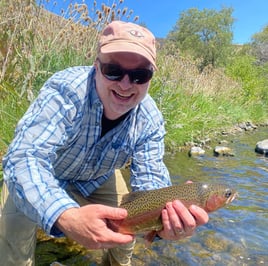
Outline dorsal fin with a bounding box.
[120,190,146,205]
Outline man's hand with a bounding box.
[157,200,209,240]
[55,204,135,249]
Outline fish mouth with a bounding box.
[227,192,238,204]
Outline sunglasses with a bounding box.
[98,60,153,84]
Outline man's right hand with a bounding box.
[55,204,134,249]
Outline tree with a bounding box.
[167,7,234,72]
[251,24,268,64]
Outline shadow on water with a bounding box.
[36,128,268,265]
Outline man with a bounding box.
[0,21,208,265]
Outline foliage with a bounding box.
[0,0,268,158]
[225,53,268,104]
[151,49,246,148]
[167,7,234,72]
[251,24,268,64]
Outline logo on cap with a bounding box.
[128,30,144,38]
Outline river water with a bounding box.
[133,127,268,266]
[36,127,268,266]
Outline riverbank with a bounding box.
[165,120,268,153]
[1,0,268,188]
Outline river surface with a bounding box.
[36,127,268,266]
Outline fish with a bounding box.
[108,182,237,243]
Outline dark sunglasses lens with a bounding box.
[101,64,124,81]
[129,69,153,84]
[100,62,153,84]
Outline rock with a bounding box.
[218,140,229,145]
[203,233,229,252]
[238,121,257,131]
[189,146,205,157]
[255,139,268,155]
[50,262,66,266]
[213,146,234,156]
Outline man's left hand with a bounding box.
[157,200,209,240]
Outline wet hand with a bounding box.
[55,204,135,249]
[157,200,209,240]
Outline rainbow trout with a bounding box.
[109,182,236,242]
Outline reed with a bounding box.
[0,0,138,158]
[0,0,267,158]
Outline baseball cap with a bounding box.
[98,21,157,69]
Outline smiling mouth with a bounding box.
[112,90,133,100]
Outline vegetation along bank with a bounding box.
[1,0,268,159]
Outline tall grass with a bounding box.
[0,0,137,149]
[1,0,268,158]
[152,49,250,149]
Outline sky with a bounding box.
[43,0,268,44]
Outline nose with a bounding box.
[118,74,132,90]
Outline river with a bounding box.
[36,127,268,266]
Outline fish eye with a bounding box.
[225,189,232,198]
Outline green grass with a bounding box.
[1,0,268,189]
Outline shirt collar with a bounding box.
[87,67,102,109]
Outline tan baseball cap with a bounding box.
[98,21,157,69]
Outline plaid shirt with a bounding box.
[3,66,171,236]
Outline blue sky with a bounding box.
[43,0,268,44]
[123,0,268,44]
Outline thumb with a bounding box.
[98,205,128,220]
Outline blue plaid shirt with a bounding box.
[3,66,171,236]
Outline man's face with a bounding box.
[94,52,153,120]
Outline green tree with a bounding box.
[167,7,234,72]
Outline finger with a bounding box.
[87,222,134,249]
[172,200,196,234]
[161,208,172,232]
[158,208,176,239]
[166,202,185,237]
[189,205,209,226]
[100,230,135,247]
[87,234,134,250]
[83,227,134,250]
[93,205,128,220]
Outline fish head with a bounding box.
[204,184,237,212]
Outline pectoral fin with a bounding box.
[144,230,158,248]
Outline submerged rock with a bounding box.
[189,146,205,157]
[213,146,234,156]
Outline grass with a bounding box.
[0,0,268,179]
[150,50,268,149]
